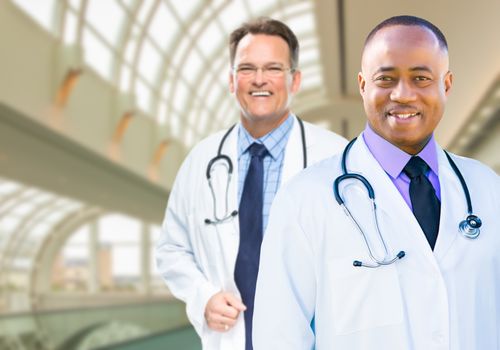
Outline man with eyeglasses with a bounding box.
[156,17,346,350]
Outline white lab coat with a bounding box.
[156,116,347,350]
[253,137,500,350]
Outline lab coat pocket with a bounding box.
[328,257,404,335]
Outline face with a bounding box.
[229,34,301,134]
[358,25,453,154]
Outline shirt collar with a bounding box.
[238,114,294,160]
[362,123,439,179]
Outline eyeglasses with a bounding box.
[234,64,295,78]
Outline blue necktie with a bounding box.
[404,156,441,250]
[234,142,267,350]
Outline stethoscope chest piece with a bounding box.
[459,214,481,239]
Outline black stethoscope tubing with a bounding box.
[204,116,307,224]
[333,137,482,267]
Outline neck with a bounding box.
[241,112,290,139]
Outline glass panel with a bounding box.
[69,0,82,11]
[197,21,222,58]
[137,39,162,85]
[135,79,152,112]
[120,0,136,9]
[10,202,36,216]
[169,112,180,136]
[300,47,320,66]
[185,128,194,148]
[55,225,90,292]
[82,28,113,80]
[300,72,322,90]
[86,0,125,46]
[218,0,247,33]
[157,101,167,125]
[99,214,141,243]
[183,51,203,85]
[286,13,315,36]
[171,36,191,68]
[63,10,79,45]
[11,0,56,33]
[0,217,21,234]
[119,65,132,92]
[149,2,178,50]
[136,0,155,25]
[246,0,275,17]
[98,214,141,291]
[204,85,221,110]
[124,34,138,64]
[0,180,21,195]
[170,0,199,22]
[172,82,189,112]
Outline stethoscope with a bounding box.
[333,138,483,268]
[204,117,307,225]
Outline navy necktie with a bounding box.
[403,156,441,250]
[234,142,267,350]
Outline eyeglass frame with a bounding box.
[232,63,297,78]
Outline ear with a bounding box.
[229,69,235,93]
[444,70,453,96]
[291,69,302,94]
[357,72,366,96]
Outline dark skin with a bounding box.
[358,25,453,155]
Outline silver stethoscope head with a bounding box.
[459,214,482,239]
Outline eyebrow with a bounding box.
[372,66,434,75]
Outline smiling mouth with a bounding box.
[250,91,271,97]
[387,112,420,119]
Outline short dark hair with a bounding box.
[364,15,448,51]
[229,17,299,69]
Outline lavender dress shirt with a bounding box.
[362,124,441,210]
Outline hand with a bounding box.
[204,291,246,332]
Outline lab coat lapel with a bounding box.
[281,116,306,185]
[347,138,439,267]
[432,147,466,261]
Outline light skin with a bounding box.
[204,291,246,332]
[229,33,301,139]
[358,25,453,155]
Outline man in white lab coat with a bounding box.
[156,17,346,350]
[253,15,500,349]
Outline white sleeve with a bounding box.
[253,188,316,349]
[155,154,219,336]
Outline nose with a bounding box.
[252,68,266,86]
[390,79,417,103]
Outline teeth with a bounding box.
[251,91,271,96]
[391,113,418,119]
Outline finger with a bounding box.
[207,313,238,327]
[224,293,247,311]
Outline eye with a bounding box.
[375,75,394,82]
[267,66,284,72]
[237,66,256,74]
[415,76,431,81]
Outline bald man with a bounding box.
[253,15,500,349]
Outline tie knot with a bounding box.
[247,142,268,159]
[404,156,429,179]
